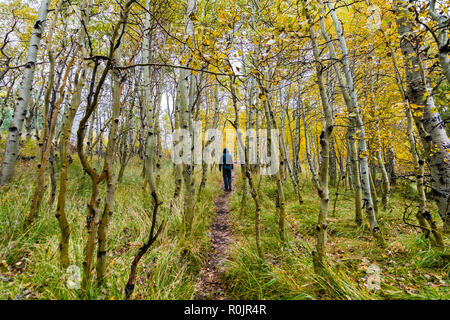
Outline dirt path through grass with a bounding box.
[194,188,233,300]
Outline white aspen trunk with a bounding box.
[173,83,183,197]
[280,96,299,200]
[370,69,391,209]
[395,0,450,232]
[143,0,156,195]
[0,0,51,185]
[25,0,66,226]
[318,7,363,224]
[154,73,163,187]
[233,77,263,257]
[305,8,334,270]
[240,77,254,215]
[294,96,302,174]
[406,107,444,247]
[258,74,287,241]
[178,0,196,233]
[429,0,450,82]
[283,87,303,205]
[326,2,382,242]
[385,31,443,245]
[199,81,219,196]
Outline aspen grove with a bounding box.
[0,0,449,300]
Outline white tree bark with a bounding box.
[305,7,334,269]
[0,0,51,185]
[143,0,157,197]
[318,5,364,225]
[177,0,196,233]
[429,0,450,82]
[396,0,450,231]
[370,69,391,209]
[325,1,382,241]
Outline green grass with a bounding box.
[0,154,223,299]
[0,146,448,300]
[223,172,449,300]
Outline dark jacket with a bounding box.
[219,148,233,171]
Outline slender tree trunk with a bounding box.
[406,108,444,247]
[323,2,383,242]
[96,44,123,285]
[369,69,391,209]
[177,0,197,234]
[318,14,363,224]
[239,75,254,216]
[56,66,84,268]
[173,83,183,198]
[154,73,163,187]
[25,39,76,227]
[117,89,136,183]
[258,75,286,241]
[385,28,444,246]
[329,139,337,187]
[0,0,51,185]
[281,88,303,206]
[142,4,158,201]
[233,95,263,259]
[369,171,379,218]
[199,81,219,198]
[305,9,334,271]
[77,0,134,290]
[285,87,304,200]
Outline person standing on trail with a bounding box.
[219,148,233,192]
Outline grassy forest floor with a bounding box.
[225,172,449,299]
[0,149,449,299]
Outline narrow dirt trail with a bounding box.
[194,189,233,300]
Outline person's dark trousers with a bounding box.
[223,169,232,191]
